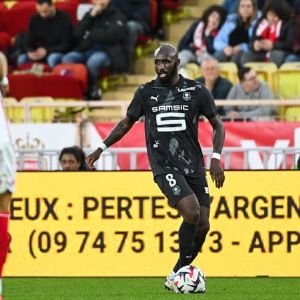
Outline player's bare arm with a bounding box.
[86,115,135,169]
[208,115,225,188]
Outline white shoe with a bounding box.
[164,271,175,291]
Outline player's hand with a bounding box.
[86,148,102,170]
[210,159,225,188]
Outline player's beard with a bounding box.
[158,64,178,83]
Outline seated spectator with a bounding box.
[287,0,300,14]
[242,0,294,67]
[152,0,166,40]
[59,146,87,171]
[17,0,73,68]
[214,0,261,66]
[114,0,151,69]
[61,0,129,100]
[226,66,274,119]
[178,5,227,69]
[292,14,300,61]
[196,57,232,115]
[0,52,9,96]
[222,0,265,14]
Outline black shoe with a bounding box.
[86,87,102,100]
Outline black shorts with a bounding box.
[154,172,211,208]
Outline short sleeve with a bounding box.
[198,84,217,119]
[126,86,145,121]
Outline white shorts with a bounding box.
[0,142,16,194]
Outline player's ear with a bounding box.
[176,57,180,66]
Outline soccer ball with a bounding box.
[173,265,206,294]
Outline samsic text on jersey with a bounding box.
[127,76,217,177]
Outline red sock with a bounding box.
[0,212,10,277]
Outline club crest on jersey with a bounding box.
[150,95,159,102]
[172,185,181,195]
[183,92,191,101]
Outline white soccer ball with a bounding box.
[173,265,206,294]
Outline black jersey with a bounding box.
[127,75,217,177]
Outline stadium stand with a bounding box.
[218,62,238,84]
[277,62,300,120]
[2,0,300,124]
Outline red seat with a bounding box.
[3,2,36,36]
[162,0,182,11]
[52,63,88,92]
[8,69,86,100]
[37,74,84,99]
[56,1,79,26]
[0,3,7,30]
[0,31,12,52]
[8,73,39,100]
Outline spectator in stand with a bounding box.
[59,146,87,171]
[222,0,266,14]
[297,156,300,169]
[226,66,274,120]
[287,0,300,14]
[61,0,129,100]
[113,0,151,69]
[16,0,73,68]
[178,5,227,69]
[196,57,233,116]
[242,0,294,67]
[214,0,261,66]
[152,0,166,40]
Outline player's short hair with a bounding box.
[36,0,53,6]
[59,146,87,170]
[238,66,252,81]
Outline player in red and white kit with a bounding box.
[0,94,16,300]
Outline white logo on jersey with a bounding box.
[152,104,188,113]
[150,95,159,102]
[153,140,160,148]
[156,112,186,132]
[177,86,196,92]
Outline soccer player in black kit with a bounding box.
[86,44,225,291]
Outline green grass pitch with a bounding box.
[3,277,300,300]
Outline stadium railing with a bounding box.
[15,147,300,171]
[4,99,300,122]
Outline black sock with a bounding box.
[190,236,204,263]
[173,231,207,273]
[174,221,196,272]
